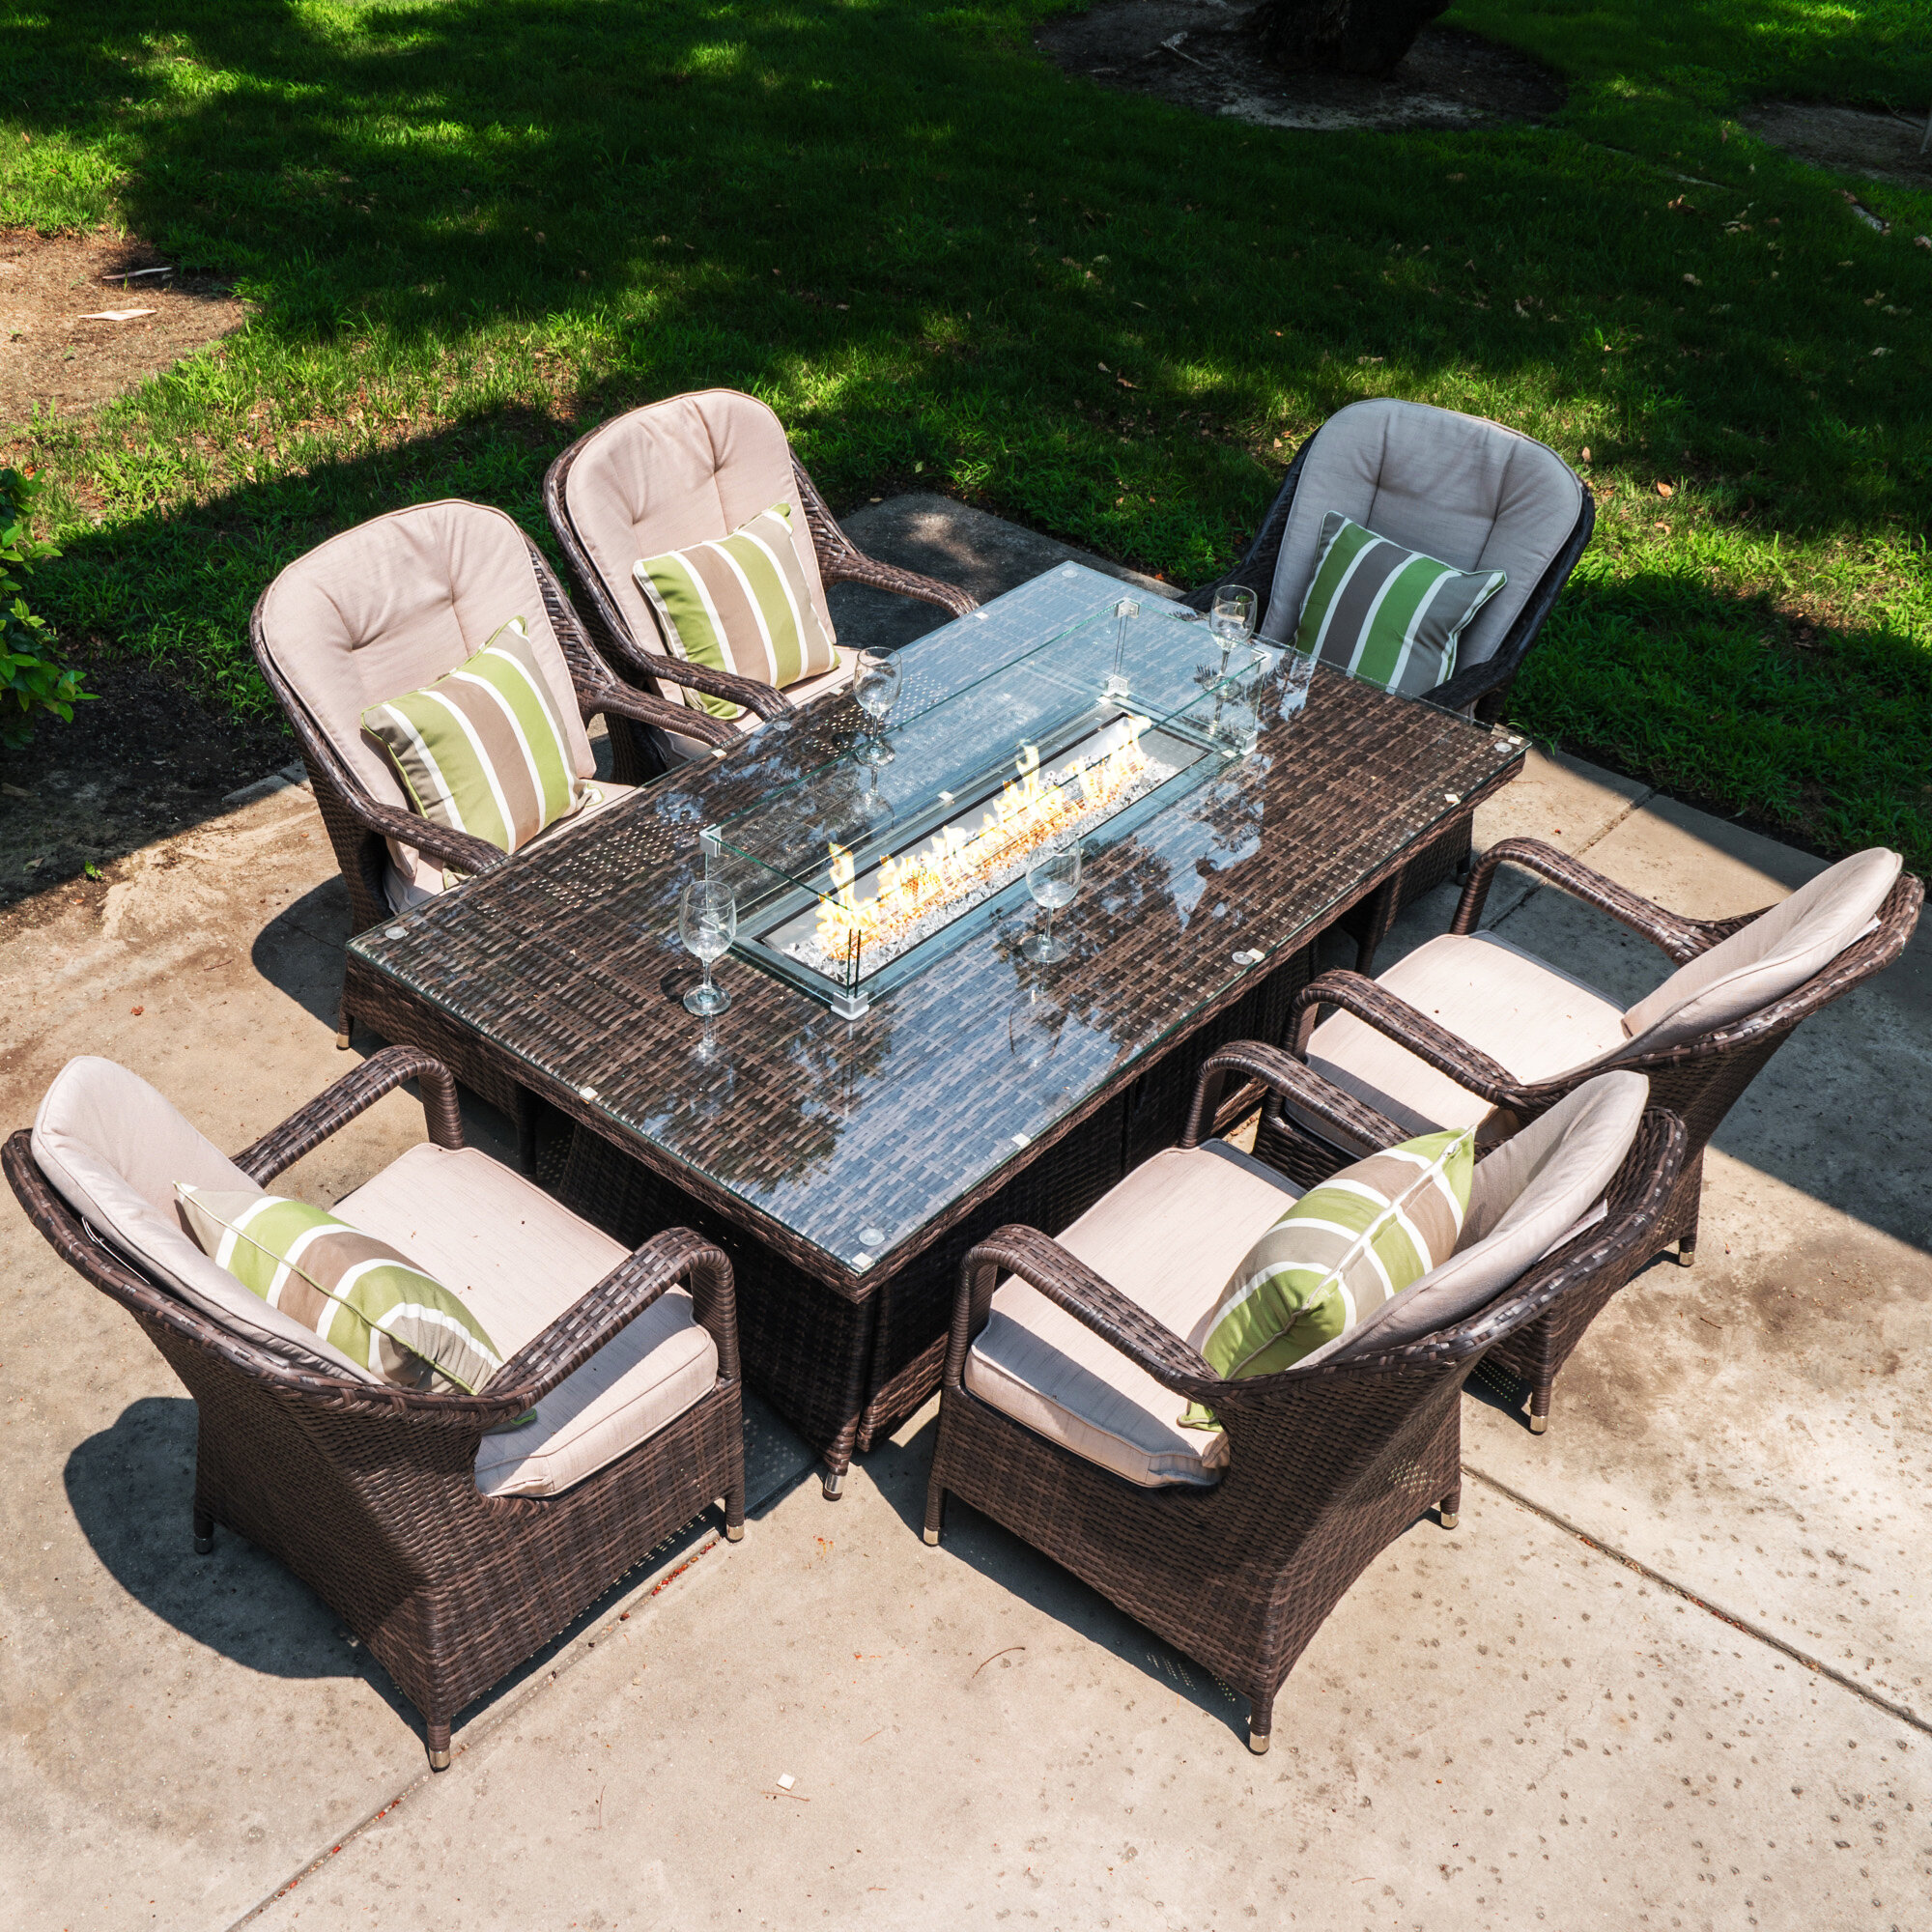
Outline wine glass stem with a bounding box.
[1042,907,1055,952]
[700,957,715,1000]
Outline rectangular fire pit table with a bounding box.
[344,561,1526,1493]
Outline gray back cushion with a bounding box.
[1260,399,1585,669]
[31,1057,375,1380]
[1320,1070,1649,1360]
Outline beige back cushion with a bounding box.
[256,498,596,819]
[30,1058,376,1380]
[1261,398,1583,670]
[1620,849,1901,1056]
[559,389,836,662]
[1320,1070,1649,1360]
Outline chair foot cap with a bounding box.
[923,1527,941,1547]
[724,1521,745,1543]
[1247,1729,1271,1756]
[1676,1243,1696,1267]
[427,1747,451,1772]
[335,1030,353,1051]
[821,1469,844,1500]
[1529,1412,1548,1435]
[1439,1510,1459,1530]
[192,1534,213,1555]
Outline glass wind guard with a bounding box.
[706,599,1261,1015]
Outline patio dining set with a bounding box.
[9,388,1919,1767]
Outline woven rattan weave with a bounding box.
[3,1047,746,1769]
[923,1043,1687,1753]
[343,568,1526,1491]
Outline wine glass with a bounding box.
[678,877,737,1016]
[1021,838,1082,964]
[1209,584,1257,668]
[854,649,900,766]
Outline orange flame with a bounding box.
[816,718,1151,964]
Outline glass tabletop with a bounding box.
[705,592,1264,1016]
[348,562,1527,1283]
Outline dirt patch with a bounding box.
[1037,4,1563,132]
[0,645,294,918]
[1741,101,1932,192]
[0,226,248,425]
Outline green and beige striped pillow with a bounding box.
[1293,513,1506,697]
[176,1185,504,1394]
[634,502,838,721]
[1180,1127,1474,1429]
[362,617,582,869]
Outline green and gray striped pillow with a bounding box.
[634,502,838,721]
[1293,513,1506,697]
[177,1184,504,1394]
[362,617,582,867]
[1180,1127,1474,1429]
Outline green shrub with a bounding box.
[0,467,90,752]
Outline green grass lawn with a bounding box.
[2,0,1928,864]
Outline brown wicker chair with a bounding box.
[543,388,977,773]
[249,498,697,1065]
[5,1045,745,1771]
[923,1042,1685,1755]
[1194,398,1596,969]
[1281,838,1923,1426]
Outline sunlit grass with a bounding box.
[0,0,1926,860]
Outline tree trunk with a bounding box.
[1250,0,1450,77]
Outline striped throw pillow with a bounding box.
[362,617,582,869]
[176,1185,504,1394]
[634,502,838,721]
[1180,1127,1474,1429]
[1293,513,1506,697]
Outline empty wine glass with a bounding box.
[679,877,737,1016]
[854,649,900,766]
[1022,838,1082,964]
[1209,584,1257,668]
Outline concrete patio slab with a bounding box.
[3,497,1925,1930]
[250,1407,1930,1932]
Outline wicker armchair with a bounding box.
[923,1042,1685,1755]
[1196,398,1595,967]
[6,1046,745,1771]
[1282,839,1922,1410]
[250,498,696,1060]
[544,388,977,773]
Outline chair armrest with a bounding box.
[337,789,510,882]
[1181,1038,1407,1156]
[944,1224,1213,1401]
[235,1046,464,1185]
[1288,972,1525,1109]
[488,1227,738,1409]
[1420,657,1513,715]
[627,648,795,724]
[1453,838,1727,962]
[582,673,732,746]
[789,455,978,619]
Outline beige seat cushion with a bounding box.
[558,390,839,747]
[964,1141,1299,1488]
[1317,1070,1648,1362]
[384,777,637,912]
[256,499,597,885]
[1259,398,1584,672]
[1306,930,1628,1140]
[1621,848,1901,1055]
[30,1058,376,1380]
[333,1145,718,1497]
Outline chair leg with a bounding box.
[335,990,353,1052]
[1529,1382,1551,1435]
[821,1464,844,1501]
[192,1507,213,1555]
[426,1719,452,1772]
[1676,1236,1696,1267]
[923,1482,946,1548]
[1247,1710,1271,1755]
[724,1476,746,1544]
[1438,1484,1461,1530]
